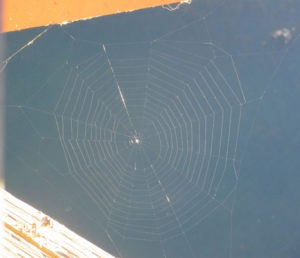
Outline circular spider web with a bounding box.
[52,37,246,242]
[4,0,300,256]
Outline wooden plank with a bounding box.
[4,222,60,258]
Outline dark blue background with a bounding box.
[3,0,300,257]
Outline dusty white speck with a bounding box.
[166,195,170,203]
[272,27,293,44]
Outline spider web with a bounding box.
[56,38,243,239]
[2,0,298,257]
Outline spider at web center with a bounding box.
[129,134,141,145]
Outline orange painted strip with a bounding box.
[2,0,181,32]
